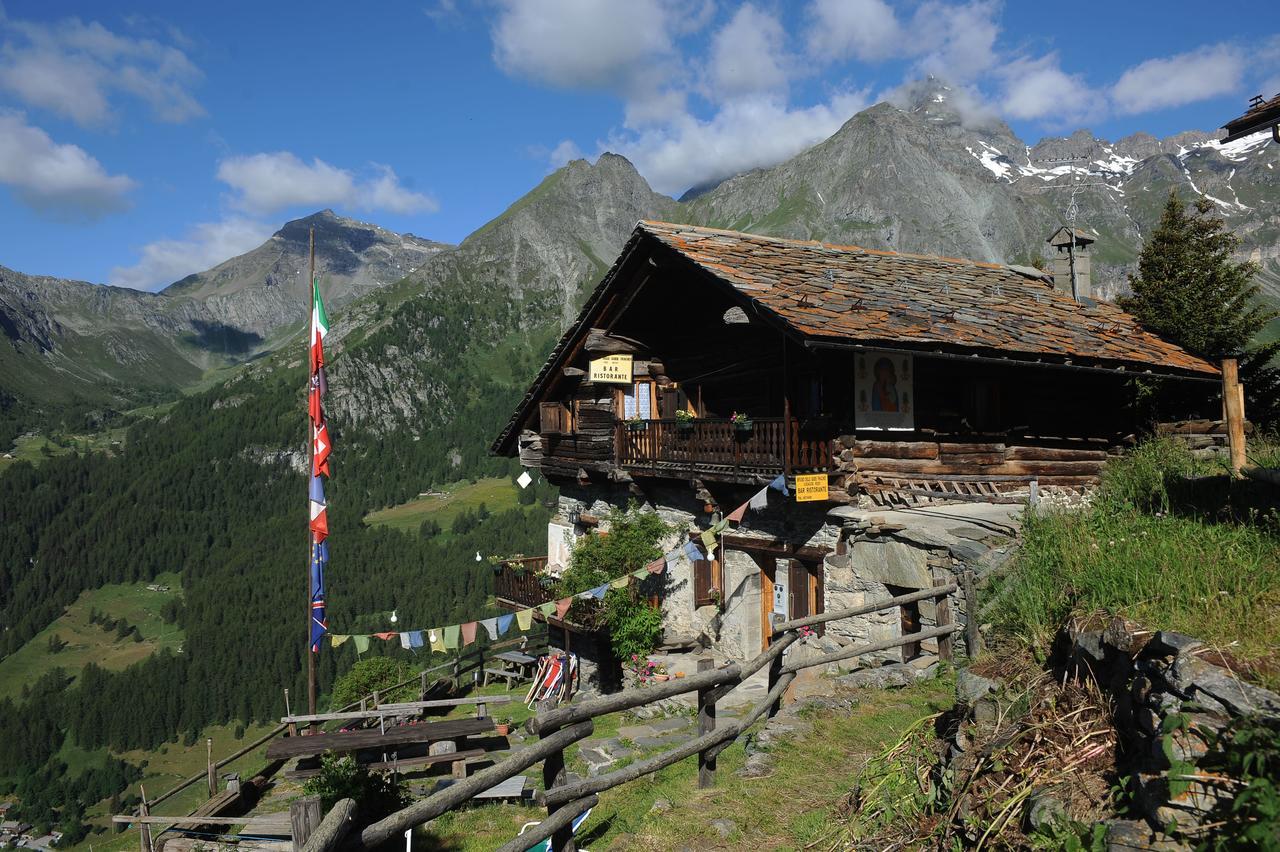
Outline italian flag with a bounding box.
[310,278,329,373]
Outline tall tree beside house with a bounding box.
[1120,190,1280,423]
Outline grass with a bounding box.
[363,477,523,535]
[989,438,1280,671]
[419,674,955,851]
[0,427,130,473]
[0,572,184,699]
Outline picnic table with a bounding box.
[265,716,493,761]
[484,651,538,688]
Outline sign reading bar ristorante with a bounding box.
[794,473,829,503]
[589,354,633,384]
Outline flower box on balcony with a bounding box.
[626,419,648,432]
[733,419,754,434]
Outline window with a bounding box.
[618,379,654,420]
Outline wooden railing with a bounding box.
[334,575,974,852]
[494,556,552,607]
[616,417,831,476]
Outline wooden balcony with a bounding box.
[493,557,553,609]
[615,417,831,482]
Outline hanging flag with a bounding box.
[308,371,326,426]
[646,557,665,574]
[769,474,790,496]
[664,546,682,564]
[429,630,446,653]
[409,631,425,649]
[329,634,350,648]
[442,624,460,649]
[684,540,706,562]
[461,622,478,646]
[538,601,557,618]
[700,528,718,556]
[496,613,514,636]
[631,568,648,580]
[313,421,332,478]
[555,597,572,620]
[726,502,748,523]
[588,584,609,599]
[309,476,328,543]
[353,635,371,654]
[749,487,769,511]
[310,277,330,373]
[374,631,397,641]
[516,608,534,631]
[610,576,630,590]
[399,632,412,650]
[309,540,327,652]
[480,617,499,641]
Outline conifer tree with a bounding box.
[1121,190,1279,422]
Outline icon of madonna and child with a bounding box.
[855,351,913,431]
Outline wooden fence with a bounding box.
[323,580,966,852]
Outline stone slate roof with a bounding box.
[638,221,1216,376]
[491,221,1216,455]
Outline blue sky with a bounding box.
[1,0,1276,290]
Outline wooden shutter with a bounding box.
[693,557,716,607]
[539,402,564,434]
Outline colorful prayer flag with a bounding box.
[631,568,648,580]
[769,474,790,496]
[516,609,534,631]
[646,557,665,574]
[538,601,557,618]
[309,476,328,543]
[309,540,327,652]
[496,613,514,636]
[353,635,371,654]
[610,576,630,590]
[310,277,330,373]
[429,630,445,653]
[409,631,424,649]
[329,633,350,648]
[461,622,478,646]
[480,617,499,641]
[749,487,769,511]
[399,632,412,650]
[726,502,747,523]
[555,597,572,620]
[588,584,609,599]
[374,631,396,640]
[442,624,460,649]
[683,541,706,562]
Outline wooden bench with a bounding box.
[482,668,524,688]
[265,717,493,761]
[285,748,486,780]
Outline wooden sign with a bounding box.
[794,473,829,502]
[588,354,633,384]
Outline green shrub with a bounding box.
[1099,438,1205,512]
[1196,714,1280,850]
[302,754,407,816]
[329,657,416,710]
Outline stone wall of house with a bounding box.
[553,482,1018,670]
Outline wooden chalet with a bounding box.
[489,221,1219,676]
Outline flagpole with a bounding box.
[307,226,318,719]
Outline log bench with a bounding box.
[265,717,493,761]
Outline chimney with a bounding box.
[1047,226,1094,301]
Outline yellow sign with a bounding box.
[588,354,633,384]
[794,473,829,503]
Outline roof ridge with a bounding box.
[637,220,1024,274]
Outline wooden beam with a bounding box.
[299,799,356,852]
[779,625,960,674]
[1222,358,1246,476]
[772,585,956,634]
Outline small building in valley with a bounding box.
[490,222,1218,683]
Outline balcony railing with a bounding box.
[615,417,830,477]
[493,556,553,608]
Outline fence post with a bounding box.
[206,738,217,798]
[766,626,785,719]
[138,785,153,852]
[540,727,576,852]
[1222,357,1246,476]
[420,670,429,701]
[290,794,323,851]
[933,573,954,662]
[696,658,717,789]
[962,570,981,659]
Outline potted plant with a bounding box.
[731,411,753,434]
[626,414,647,432]
[674,409,695,433]
[494,718,512,736]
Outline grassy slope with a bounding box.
[362,477,522,535]
[423,675,955,851]
[0,572,184,699]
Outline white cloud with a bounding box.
[109,217,274,291]
[806,0,903,63]
[0,13,203,126]
[1112,44,1244,114]
[0,111,135,219]
[607,91,871,196]
[911,1,1000,83]
[490,0,678,93]
[216,152,437,215]
[999,54,1103,126]
[548,139,583,168]
[707,4,790,100]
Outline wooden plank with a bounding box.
[265,717,493,760]
[696,658,716,789]
[285,749,487,780]
[299,799,356,852]
[1222,358,1246,475]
